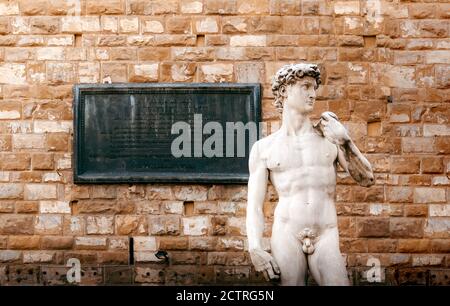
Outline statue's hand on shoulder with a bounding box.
[316,111,350,146]
[249,249,281,281]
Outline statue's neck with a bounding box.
[280,105,313,136]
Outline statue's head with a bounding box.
[272,63,321,114]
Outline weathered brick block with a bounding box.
[141,18,164,34]
[134,251,161,262]
[15,201,38,214]
[182,216,210,236]
[429,205,450,217]
[356,218,390,238]
[115,215,147,235]
[73,200,133,214]
[173,185,208,201]
[367,239,397,253]
[154,34,197,46]
[398,239,430,253]
[269,0,301,15]
[30,17,60,34]
[91,186,116,199]
[412,255,444,267]
[423,125,450,137]
[189,237,217,251]
[23,251,54,263]
[98,251,128,264]
[24,184,57,200]
[39,200,70,214]
[158,237,188,250]
[390,218,424,238]
[12,134,45,149]
[8,235,40,249]
[41,236,73,249]
[391,157,421,175]
[181,1,203,14]
[217,237,245,251]
[424,218,450,238]
[205,0,237,14]
[0,184,24,199]
[0,1,19,15]
[75,237,107,250]
[128,63,158,82]
[195,17,218,34]
[19,0,48,15]
[101,16,118,33]
[86,0,124,15]
[148,215,180,235]
[0,63,26,85]
[78,62,100,83]
[334,1,360,16]
[35,215,62,235]
[61,17,100,33]
[108,237,128,250]
[33,120,73,133]
[0,251,21,263]
[402,137,435,153]
[199,63,233,83]
[32,153,54,170]
[405,205,428,218]
[422,157,443,174]
[86,216,114,235]
[119,17,139,34]
[230,35,266,47]
[47,62,76,84]
[387,187,413,203]
[134,236,157,251]
[237,0,268,14]
[353,186,384,203]
[162,201,184,214]
[193,202,217,214]
[166,16,192,34]
[0,134,12,151]
[414,188,446,203]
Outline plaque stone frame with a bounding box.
[73,83,261,184]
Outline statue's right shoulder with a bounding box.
[250,131,280,162]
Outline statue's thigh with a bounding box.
[307,228,350,286]
[271,221,307,286]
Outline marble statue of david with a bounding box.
[246,63,375,286]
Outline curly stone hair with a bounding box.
[272,63,321,113]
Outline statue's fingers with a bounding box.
[270,259,281,275]
[262,270,270,281]
[266,267,280,280]
[264,262,272,272]
[255,263,265,272]
[266,268,275,280]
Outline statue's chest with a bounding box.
[264,136,336,172]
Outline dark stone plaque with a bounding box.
[73,83,261,183]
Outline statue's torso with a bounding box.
[258,130,339,234]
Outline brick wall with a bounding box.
[0,0,449,285]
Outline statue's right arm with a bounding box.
[246,141,267,251]
[246,142,281,281]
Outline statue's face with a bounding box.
[284,76,317,114]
